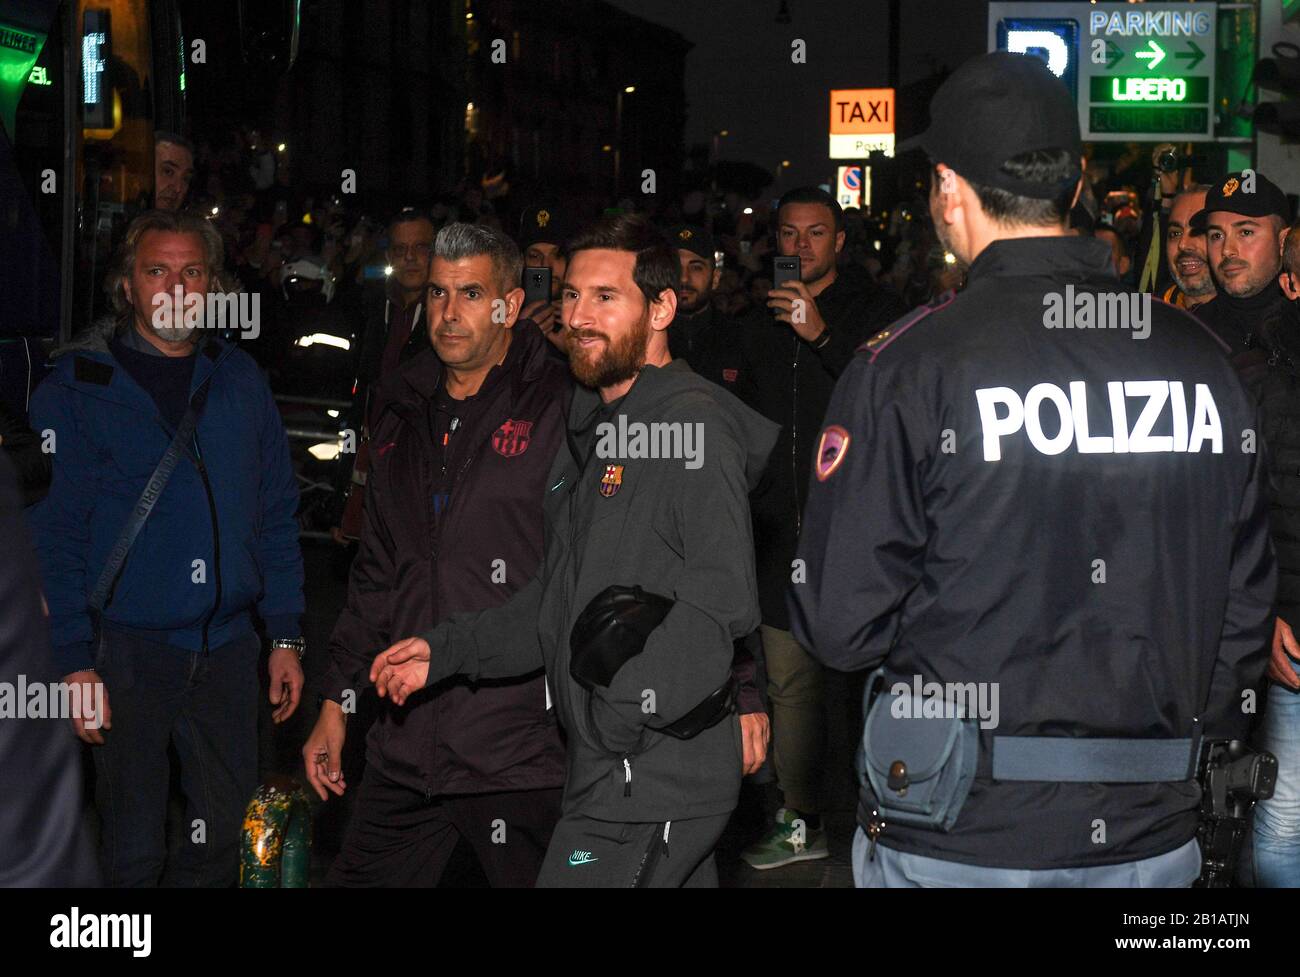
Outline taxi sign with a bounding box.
[829,88,895,158]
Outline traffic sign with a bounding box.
[988,2,1218,142]
[836,165,867,208]
[829,88,895,158]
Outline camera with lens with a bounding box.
[1152,144,1202,175]
[1156,148,1186,173]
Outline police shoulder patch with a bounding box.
[815,425,851,481]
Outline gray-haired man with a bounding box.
[309,223,570,886]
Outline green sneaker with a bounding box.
[740,808,829,870]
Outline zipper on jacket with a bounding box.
[791,335,802,536]
[662,820,671,859]
[193,435,221,657]
[622,754,633,797]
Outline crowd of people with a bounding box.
[4,51,1300,889]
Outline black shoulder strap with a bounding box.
[89,379,214,613]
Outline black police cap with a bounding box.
[900,52,1083,200]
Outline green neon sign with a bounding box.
[1089,105,1209,134]
[0,22,47,136]
[1090,76,1209,103]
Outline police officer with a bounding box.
[790,52,1275,887]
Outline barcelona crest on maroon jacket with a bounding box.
[492,419,533,458]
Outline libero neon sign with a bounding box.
[1089,75,1208,104]
[1113,77,1186,101]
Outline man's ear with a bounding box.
[834,229,846,255]
[1118,255,1131,277]
[1281,270,1300,302]
[934,164,963,227]
[501,286,524,328]
[711,266,721,291]
[649,287,679,332]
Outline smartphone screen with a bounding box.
[523,266,552,306]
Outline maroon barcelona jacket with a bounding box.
[321,322,568,796]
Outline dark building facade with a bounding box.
[466,0,690,221]
[182,0,468,213]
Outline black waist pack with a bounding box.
[858,669,979,832]
[655,673,738,740]
[570,584,738,740]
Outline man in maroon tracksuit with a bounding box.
[305,222,569,886]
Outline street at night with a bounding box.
[1,0,1299,959]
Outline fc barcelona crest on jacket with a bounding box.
[599,464,624,497]
[492,419,533,457]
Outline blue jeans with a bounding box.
[92,627,260,887]
[1254,663,1300,887]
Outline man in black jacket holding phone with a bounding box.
[739,187,906,871]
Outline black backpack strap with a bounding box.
[88,379,214,613]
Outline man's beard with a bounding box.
[1217,257,1278,299]
[1170,249,1215,298]
[676,288,710,316]
[566,311,650,389]
[141,305,198,345]
[152,322,197,343]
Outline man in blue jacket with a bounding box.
[29,210,306,886]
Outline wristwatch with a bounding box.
[270,637,307,661]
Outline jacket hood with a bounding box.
[49,316,120,358]
[572,359,778,491]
